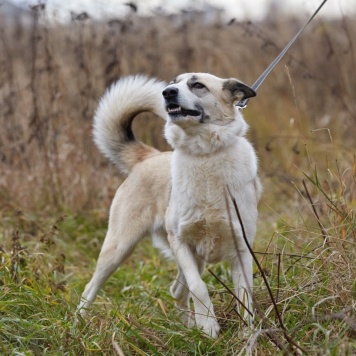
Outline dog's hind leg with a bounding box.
[77,240,138,314]
[77,203,152,315]
[77,230,144,315]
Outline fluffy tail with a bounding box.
[93,75,167,176]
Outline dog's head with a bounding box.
[162,73,256,154]
[162,73,255,124]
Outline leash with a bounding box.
[236,0,329,109]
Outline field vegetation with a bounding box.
[0,4,355,354]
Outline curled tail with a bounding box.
[93,75,167,176]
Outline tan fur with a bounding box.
[78,73,261,339]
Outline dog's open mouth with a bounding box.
[166,103,201,117]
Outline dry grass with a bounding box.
[0,5,355,355]
[1,8,355,212]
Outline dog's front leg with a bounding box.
[231,251,254,325]
[170,257,206,327]
[168,235,220,338]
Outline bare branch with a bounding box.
[226,186,307,355]
[302,179,328,242]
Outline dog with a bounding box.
[77,73,262,338]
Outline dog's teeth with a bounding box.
[168,106,181,113]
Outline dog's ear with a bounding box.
[223,79,256,103]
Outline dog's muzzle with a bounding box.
[162,87,201,118]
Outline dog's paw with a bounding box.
[197,316,220,339]
[76,299,90,317]
[77,307,88,317]
[238,324,254,340]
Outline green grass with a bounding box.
[1,166,355,355]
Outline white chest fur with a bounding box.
[166,138,259,263]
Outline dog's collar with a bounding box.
[235,0,328,110]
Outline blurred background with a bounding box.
[1,2,355,352]
[0,0,355,230]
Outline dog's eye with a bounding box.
[192,82,205,89]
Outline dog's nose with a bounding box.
[162,87,179,99]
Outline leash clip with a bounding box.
[236,100,247,110]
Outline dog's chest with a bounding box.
[181,217,236,263]
[169,152,245,262]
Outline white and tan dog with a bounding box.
[77,73,262,338]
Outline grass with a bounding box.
[1,162,355,354]
[0,4,356,355]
